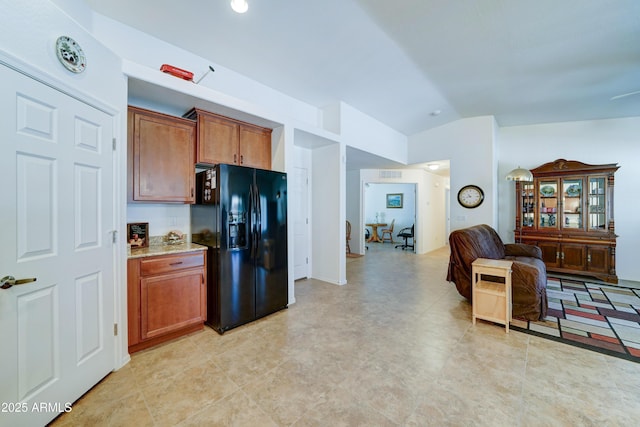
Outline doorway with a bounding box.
[363,183,416,252]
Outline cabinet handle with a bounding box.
[561,252,565,260]
[240,155,244,164]
[587,254,591,263]
[234,154,237,163]
[556,252,560,259]
[169,262,183,266]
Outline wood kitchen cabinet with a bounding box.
[127,251,206,353]
[515,159,619,283]
[184,108,272,169]
[128,106,196,203]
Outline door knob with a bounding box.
[1,276,37,289]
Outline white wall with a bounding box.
[1,0,124,109]
[311,143,344,284]
[498,117,640,282]
[50,0,93,33]
[90,14,320,129]
[339,102,408,164]
[416,172,449,252]
[346,170,362,253]
[127,204,191,239]
[409,116,498,232]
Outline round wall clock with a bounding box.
[55,36,86,73]
[457,185,484,209]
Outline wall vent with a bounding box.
[379,170,402,179]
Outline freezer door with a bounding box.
[218,164,256,330]
[254,169,288,318]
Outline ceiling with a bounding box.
[84,0,640,173]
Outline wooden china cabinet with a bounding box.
[514,159,619,283]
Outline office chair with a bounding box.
[365,228,370,250]
[395,225,414,250]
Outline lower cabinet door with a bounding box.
[561,243,586,271]
[538,242,561,268]
[140,268,205,340]
[586,246,610,274]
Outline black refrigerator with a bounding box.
[191,164,288,334]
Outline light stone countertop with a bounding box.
[128,242,208,259]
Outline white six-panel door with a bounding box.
[0,64,115,427]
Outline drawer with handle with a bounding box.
[140,252,205,276]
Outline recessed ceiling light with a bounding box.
[430,109,441,116]
[231,0,249,13]
[427,164,439,170]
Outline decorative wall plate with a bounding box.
[55,36,86,73]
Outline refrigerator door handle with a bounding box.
[249,184,260,259]
[248,185,255,259]
[255,183,262,241]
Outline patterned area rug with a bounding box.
[510,277,640,363]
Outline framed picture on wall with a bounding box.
[127,222,149,249]
[386,193,403,208]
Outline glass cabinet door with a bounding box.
[521,182,535,228]
[538,180,558,229]
[588,177,607,231]
[562,178,583,229]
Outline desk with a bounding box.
[365,223,387,243]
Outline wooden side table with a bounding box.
[471,258,513,333]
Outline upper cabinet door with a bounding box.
[239,124,272,169]
[538,179,559,229]
[587,176,608,231]
[128,106,196,203]
[561,177,584,230]
[519,181,536,229]
[195,110,239,165]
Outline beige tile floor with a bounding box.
[52,243,640,426]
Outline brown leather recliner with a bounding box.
[447,224,548,320]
